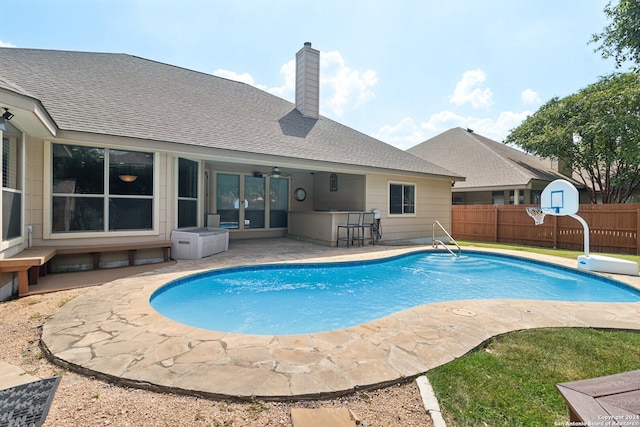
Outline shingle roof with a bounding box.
[0,47,461,179]
[407,127,575,189]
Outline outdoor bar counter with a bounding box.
[288,210,353,246]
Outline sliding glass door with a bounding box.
[215,173,287,230]
[244,175,265,229]
[269,177,288,228]
[216,173,240,229]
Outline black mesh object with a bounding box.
[0,377,61,427]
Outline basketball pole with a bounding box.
[569,213,590,257]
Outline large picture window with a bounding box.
[52,144,154,233]
[2,123,22,241]
[389,182,415,215]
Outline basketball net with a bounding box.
[526,207,557,225]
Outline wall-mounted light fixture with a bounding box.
[0,108,13,132]
[2,108,14,120]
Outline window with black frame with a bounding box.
[389,182,415,215]
[51,144,154,233]
[2,122,22,241]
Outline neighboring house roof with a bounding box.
[0,47,462,180]
[407,127,578,190]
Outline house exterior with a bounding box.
[0,43,462,299]
[407,127,585,205]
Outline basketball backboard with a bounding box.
[540,179,579,216]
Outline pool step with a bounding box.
[290,407,357,427]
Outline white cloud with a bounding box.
[265,60,296,98]
[373,117,427,150]
[372,69,539,149]
[521,88,541,106]
[0,40,16,48]
[320,50,378,116]
[449,69,494,109]
[213,50,378,118]
[212,69,267,90]
[373,109,533,150]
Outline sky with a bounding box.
[0,0,620,150]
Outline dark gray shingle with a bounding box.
[0,48,461,179]
[407,127,572,188]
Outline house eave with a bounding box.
[0,88,58,137]
[53,128,464,181]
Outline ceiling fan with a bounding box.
[253,166,290,178]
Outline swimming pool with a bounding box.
[150,251,640,335]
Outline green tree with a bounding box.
[591,0,640,70]
[505,73,640,204]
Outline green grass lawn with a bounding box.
[427,328,640,426]
[426,242,640,426]
[458,240,640,264]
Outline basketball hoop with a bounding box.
[526,207,557,225]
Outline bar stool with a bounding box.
[337,212,362,247]
[360,212,375,245]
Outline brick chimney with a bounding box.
[295,42,320,119]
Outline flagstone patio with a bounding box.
[40,238,640,400]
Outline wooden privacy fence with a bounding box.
[451,204,640,255]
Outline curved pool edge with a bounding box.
[41,243,640,400]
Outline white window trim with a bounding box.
[0,127,25,250]
[43,141,160,239]
[175,156,202,229]
[388,180,417,217]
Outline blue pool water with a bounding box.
[150,251,640,335]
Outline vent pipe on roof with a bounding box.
[295,42,320,119]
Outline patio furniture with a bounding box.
[336,212,362,247]
[556,369,640,423]
[360,212,375,245]
[171,228,229,260]
[1,241,172,296]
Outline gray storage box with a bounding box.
[171,227,229,260]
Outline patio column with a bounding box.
[513,189,520,205]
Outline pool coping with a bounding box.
[41,242,640,400]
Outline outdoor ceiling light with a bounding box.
[2,108,14,121]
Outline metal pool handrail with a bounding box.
[432,221,461,257]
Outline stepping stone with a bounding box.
[291,407,356,427]
[0,361,38,389]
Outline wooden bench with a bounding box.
[0,247,57,297]
[0,241,172,296]
[556,369,640,424]
[54,241,172,270]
